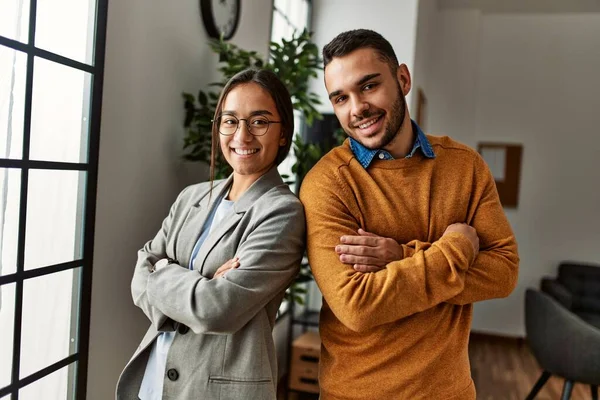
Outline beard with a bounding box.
[346,82,407,150]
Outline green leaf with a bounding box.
[182,92,196,103]
[183,108,194,127]
[198,91,208,106]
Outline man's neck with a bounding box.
[383,116,414,158]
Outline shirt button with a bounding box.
[378,152,385,159]
[167,368,179,381]
[178,324,190,334]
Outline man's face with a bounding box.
[324,48,409,150]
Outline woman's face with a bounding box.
[218,82,286,182]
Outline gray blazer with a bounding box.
[116,167,305,400]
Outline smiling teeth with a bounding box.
[359,117,380,129]
[233,148,258,155]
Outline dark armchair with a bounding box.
[541,262,600,329]
[525,289,600,400]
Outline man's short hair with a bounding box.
[323,29,399,72]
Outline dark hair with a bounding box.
[323,29,399,73]
[210,68,294,182]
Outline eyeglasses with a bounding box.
[213,115,281,137]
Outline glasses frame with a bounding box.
[213,115,282,137]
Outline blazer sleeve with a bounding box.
[144,197,305,335]
[130,187,190,331]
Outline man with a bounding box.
[299,29,519,399]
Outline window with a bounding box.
[271,0,312,187]
[271,0,311,43]
[0,0,108,398]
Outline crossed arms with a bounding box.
[131,189,305,335]
[299,160,519,333]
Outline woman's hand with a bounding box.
[213,257,240,278]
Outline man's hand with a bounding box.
[336,229,403,273]
[443,223,479,256]
[213,257,240,278]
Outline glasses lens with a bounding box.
[249,116,269,136]
[219,116,238,135]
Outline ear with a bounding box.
[396,63,412,96]
[279,136,287,146]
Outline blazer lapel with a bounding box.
[177,177,232,267]
[195,209,243,274]
[194,166,285,274]
[233,166,285,213]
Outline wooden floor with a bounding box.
[282,333,594,399]
[469,333,590,400]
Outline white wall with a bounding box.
[412,2,482,140]
[309,0,420,113]
[423,8,600,336]
[411,0,440,117]
[441,0,600,14]
[88,0,273,398]
[425,8,481,139]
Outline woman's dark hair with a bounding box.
[323,29,399,73]
[210,68,294,182]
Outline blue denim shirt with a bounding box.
[349,120,435,168]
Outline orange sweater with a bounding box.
[299,135,519,400]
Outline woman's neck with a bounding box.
[227,172,261,201]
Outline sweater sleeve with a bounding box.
[300,168,476,333]
[401,156,519,305]
[447,154,519,304]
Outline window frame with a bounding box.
[0,0,108,397]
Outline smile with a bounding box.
[232,148,259,155]
[356,115,383,129]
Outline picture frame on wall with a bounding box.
[478,142,523,208]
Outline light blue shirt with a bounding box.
[138,193,234,400]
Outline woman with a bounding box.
[116,69,306,400]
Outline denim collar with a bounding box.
[349,120,435,169]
